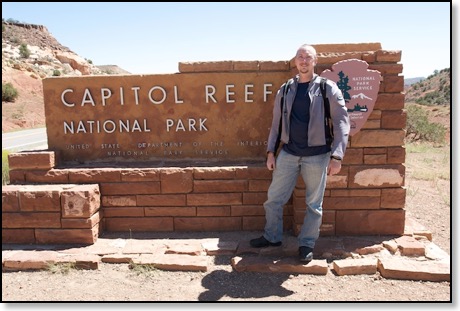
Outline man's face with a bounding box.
[295,48,317,75]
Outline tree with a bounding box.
[19,43,30,58]
[2,83,19,102]
[336,71,351,101]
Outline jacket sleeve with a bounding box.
[328,81,350,160]
[266,84,285,154]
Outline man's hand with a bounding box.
[266,152,276,170]
[328,158,341,175]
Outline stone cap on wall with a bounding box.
[312,42,382,53]
[177,43,401,73]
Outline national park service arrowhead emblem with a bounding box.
[321,59,381,136]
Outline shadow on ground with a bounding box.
[199,268,293,301]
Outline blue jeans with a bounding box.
[263,149,330,248]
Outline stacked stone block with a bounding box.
[3,151,101,244]
[2,183,101,244]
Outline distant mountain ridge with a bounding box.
[404,77,425,86]
[96,65,131,75]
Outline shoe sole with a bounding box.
[250,242,282,248]
[299,252,313,263]
[300,257,313,263]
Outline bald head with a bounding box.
[294,44,317,81]
[296,44,317,61]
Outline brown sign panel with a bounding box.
[321,59,381,136]
[43,73,287,164]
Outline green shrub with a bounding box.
[2,150,10,185]
[19,43,30,58]
[53,69,61,76]
[10,37,21,44]
[2,82,19,102]
[405,105,446,144]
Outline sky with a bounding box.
[1,2,453,79]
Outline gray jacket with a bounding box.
[267,74,350,160]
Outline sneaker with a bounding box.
[250,236,282,248]
[299,246,314,263]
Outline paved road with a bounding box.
[2,127,48,152]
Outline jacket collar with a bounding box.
[294,73,319,84]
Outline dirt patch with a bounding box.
[2,66,45,132]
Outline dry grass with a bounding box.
[46,262,76,274]
[405,142,450,181]
[128,261,159,277]
[404,141,451,254]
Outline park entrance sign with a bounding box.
[43,73,288,163]
[43,58,381,164]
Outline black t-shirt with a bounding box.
[284,82,330,157]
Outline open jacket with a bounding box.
[267,74,350,160]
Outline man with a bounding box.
[250,44,350,263]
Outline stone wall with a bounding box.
[2,182,101,244]
[2,42,406,245]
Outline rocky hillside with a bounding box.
[1,21,128,132]
[404,68,450,106]
[2,22,108,79]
